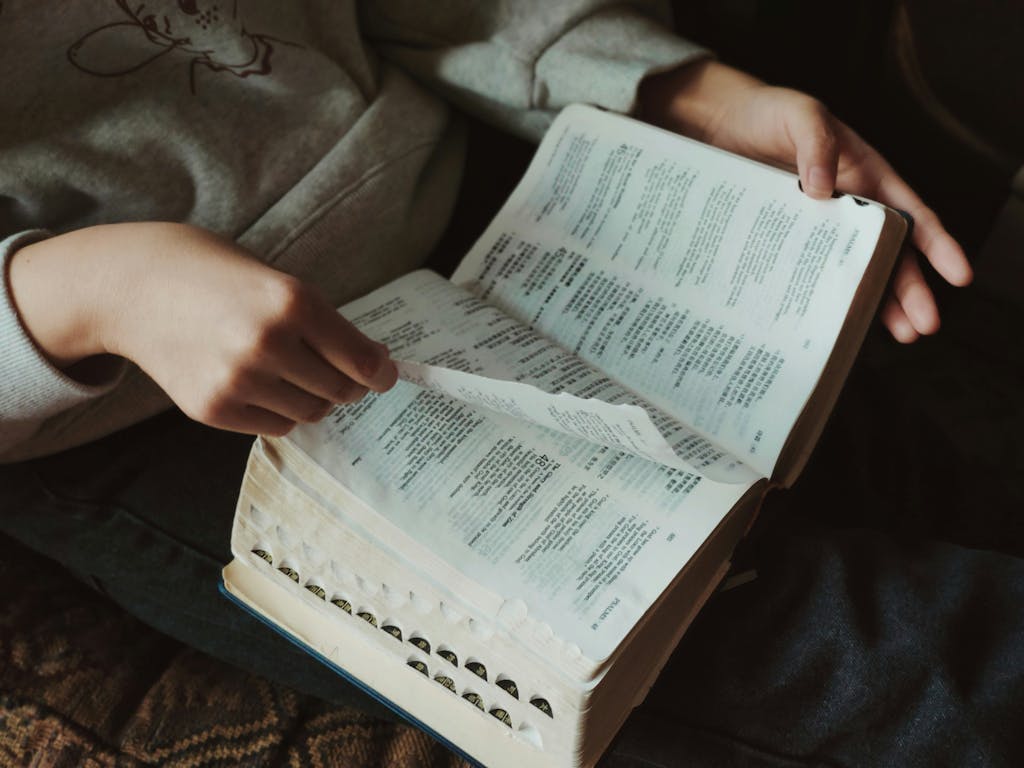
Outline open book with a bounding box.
[221,105,907,768]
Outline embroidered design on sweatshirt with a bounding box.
[67,1,299,94]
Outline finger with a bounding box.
[205,403,297,437]
[786,98,839,199]
[248,376,337,424]
[880,295,920,344]
[892,254,940,336]
[277,339,373,404]
[876,172,973,287]
[304,306,399,393]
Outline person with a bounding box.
[0,1,971,461]
[4,2,1018,766]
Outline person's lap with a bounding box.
[0,409,398,718]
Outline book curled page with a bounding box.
[397,360,694,475]
[342,271,755,485]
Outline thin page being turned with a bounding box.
[397,361,693,474]
[346,270,755,483]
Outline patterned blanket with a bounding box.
[0,536,469,767]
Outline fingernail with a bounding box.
[363,349,398,391]
[895,321,919,344]
[378,360,399,391]
[955,262,974,287]
[808,167,831,197]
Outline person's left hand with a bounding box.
[639,60,973,343]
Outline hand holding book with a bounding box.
[7,222,399,436]
[638,59,973,342]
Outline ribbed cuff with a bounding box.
[1,230,125,430]
[534,7,711,116]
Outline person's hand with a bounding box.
[639,60,973,342]
[9,222,397,435]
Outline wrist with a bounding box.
[638,59,762,142]
[8,232,109,369]
[87,221,186,362]
[6,222,179,370]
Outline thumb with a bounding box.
[786,96,839,199]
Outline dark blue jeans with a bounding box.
[2,263,1023,767]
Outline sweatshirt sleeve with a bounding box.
[0,230,125,453]
[360,0,709,141]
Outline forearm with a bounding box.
[363,0,709,141]
[7,223,146,373]
[637,59,762,142]
[5,220,396,450]
[0,226,137,456]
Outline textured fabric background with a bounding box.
[0,536,470,768]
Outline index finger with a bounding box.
[304,303,398,393]
[876,171,973,287]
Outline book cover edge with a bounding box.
[218,579,486,768]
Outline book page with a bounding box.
[397,360,690,474]
[288,376,753,663]
[452,105,886,478]
[347,270,755,483]
[282,270,758,661]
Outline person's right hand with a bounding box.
[9,222,397,436]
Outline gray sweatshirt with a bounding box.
[0,0,705,461]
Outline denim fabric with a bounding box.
[2,252,1023,766]
[604,530,1024,767]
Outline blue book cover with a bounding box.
[219,580,485,768]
